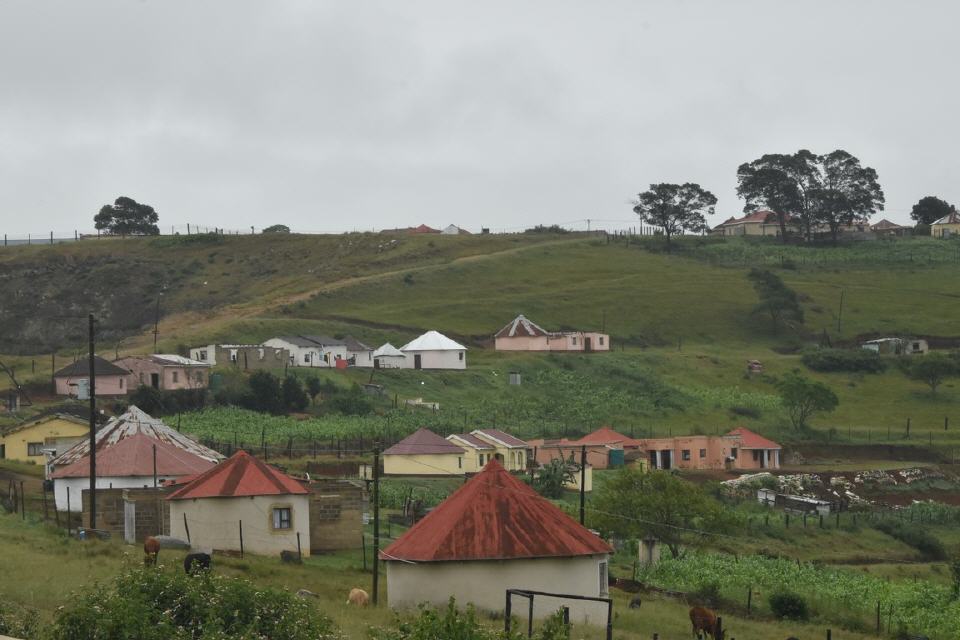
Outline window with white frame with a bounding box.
[27,442,44,456]
[272,507,292,530]
[599,561,609,596]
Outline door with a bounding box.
[414,354,422,370]
[123,499,136,544]
[660,450,672,470]
[584,337,592,352]
[150,373,160,389]
[0,444,5,459]
[648,450,657,469]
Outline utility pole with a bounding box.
[579,445,587,525]
[153,295,162,351]
[372,444,381,605]
[837,289,845,335]
[88,313,97,530]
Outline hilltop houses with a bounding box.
[711,210,787,237]
[54,356,129,397]
[263,335,349,367]
[931,209,960,238]
[48,406,222,511]
[381,459,612,623]
[495,315,609,352]
[189,344,289,370]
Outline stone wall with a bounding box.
[309,479,366,553]
[82,487,170,542]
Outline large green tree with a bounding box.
[632,183,716,248]
[910,196,954,226]
[736,151,818,242]
[747,268,804,332]
[907,353,958,395]
[776,370,838,430]
[812,150,885,244]
[589,467,732,558]
[94,196,160,236]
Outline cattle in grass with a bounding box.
[184,552,211,575]
[143,536,161,566]
[689,606,724,640]
[347,588,369,606]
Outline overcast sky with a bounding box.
[1,1,957,236]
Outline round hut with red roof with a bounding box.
[167,450,311,557]
[380,459,612,624]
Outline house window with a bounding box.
[699,449,707,458]
[479,454,485,465]
[139,372,144,384]
[730,448,738,459]
[599,336,604,346]
[572,337,577,345]
[199,350,208,361]
[231,351,238,363]
[599,561,609,597]
[459,352,464,361]
[119,377,124,389]
[272,507,292,530]
[752,450,760,461]
[27,442,44,456]
[303,353,311,364]
[682,449,691,461]
[172,371,179,383]
[458,457,462,469]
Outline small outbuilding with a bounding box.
[54,355,130,397]
[726,427,781,470]
[372,343,407,369]
[383,428,467,476]
[400,330,467,370]
[494,315,609,352]
[382,459,612,623]
[167,450,311,557]
[114,354,211,391]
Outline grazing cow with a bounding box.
[184,552,211,575]
[689,606,724,640]
[629,596,642,609]
[143,536,161,566]
[346,588,369,607]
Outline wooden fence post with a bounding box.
[239,520,244,558]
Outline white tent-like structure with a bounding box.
[399,331,467,370]
[373,343,407,369]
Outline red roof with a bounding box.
[727,427,781,450]
[571,426,630,446]
[410,224,440,234]
[718,210,787,227]
[166,450,309,500]
[50,433,216,479]
[472,428,528,448]
[380,459,611,562]
[384,428,466,456]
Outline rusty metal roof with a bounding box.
[167,450,309,500]
[51,405,223,468]
[495,314,550,338]
[49,433,216,479]
[380,459,611,562]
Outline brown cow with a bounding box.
[143,536,161,566]
[346,588,369,607]
[689,606,724,640]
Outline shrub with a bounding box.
[768,591,809,620]
[801,348,886,373]
[49,567,336,640]
[0,602,38,640]
[369,598,569,640]
[689,581,723,608]
[874,520,947,560]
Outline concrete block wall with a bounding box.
[81,488,170,541]
[309,479,366,553]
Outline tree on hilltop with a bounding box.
[94,197,160,236]
[910,196,954,226]
[737,152,817,242]
[632,182,716,248]
[907,353,958,395]
[811,150,884,244]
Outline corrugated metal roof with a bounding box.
[373,343,405,358]
[342,335,372,352]
[380,459,611,562]
[50,433,216,479]
[150,354,211,367]
[472,429,528,448]
[727,427,781,450]
[447,433,495,450]
[384,428,466,455]
[932,211,960,225]
[495,315,550,338]
[51,406,223,468]
[166,450,309,500]
[400,331,466,352]
[54,355,129,378]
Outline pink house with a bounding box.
[726,427,782,470]
[494,315,610,352]
[114,355,211,391]
[54,355,129,397]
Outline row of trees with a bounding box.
[631,149,920,246]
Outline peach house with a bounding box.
[114,355,211,391]
[494,315,610,352]
[726,427,782,470]
[529,427,640,470]
[54,355,129,397]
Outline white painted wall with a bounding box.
[387,554,610,624]
[168,494,310,557]
[402,349,466,370]
[54,475,178,511]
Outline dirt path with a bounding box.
[123,237,584,349]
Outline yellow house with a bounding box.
[931,210,960,238]
[0,414,88,463]
[469,429,530,472]
[383,428,467,476]
[446,433,496,473]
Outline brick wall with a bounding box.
[309,479,366,553]
[81,488,170,542]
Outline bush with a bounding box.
[49,567,336,640]
[689,581,723,608]
[0,602,38,639]
[369,598,569,640]
[873,520,947,560]
[768,591,809,621]
[801,348,886,373]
